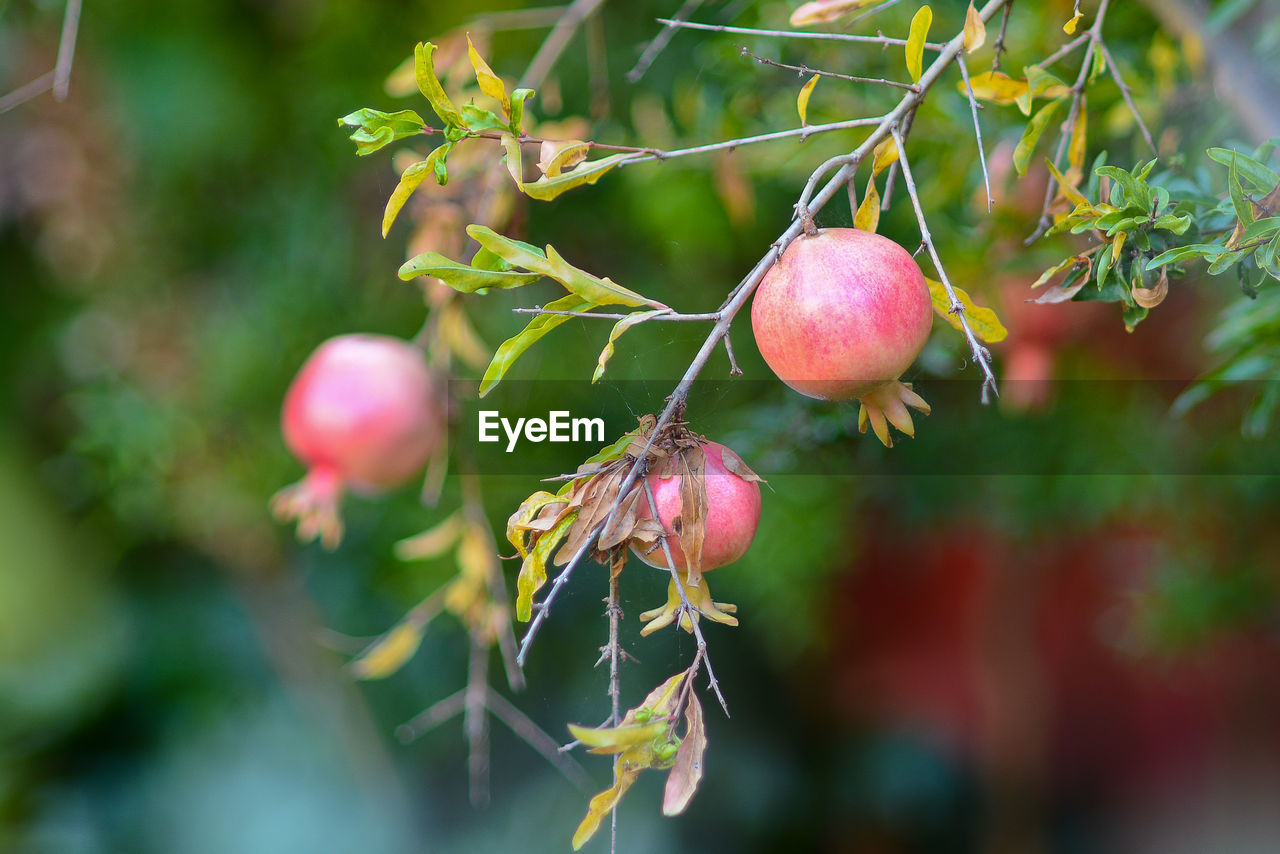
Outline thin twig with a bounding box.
[520,0,611,90]
[397,688,468,742]
[1026,1,1109,245]
[617,116,883,165]
[991,1,1013,72]
[465,634,491,807]
[656,18,947,50]
[642,479,728,715]
[484,688,593,789]
[53,0,83,101]
[1039,32,1089,68]
[880,105,917,210]
[0,72,55,114]
[1097,41,1157,154]
[628,0,705,83]
[513,307,719,321]
[741,47,918,92]
[425,115,884,166]
[468,5,573,32]
[892,125,998,403]
[956,54,994,211]
[462,474,525,692]
[722,332,742,376]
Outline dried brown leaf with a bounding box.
[1132,268,1169,308]
[663,692,706,816]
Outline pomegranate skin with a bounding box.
[632,441,761,572]
[282,334,441,492]
[751,228,934,401]
[273,334,442,548]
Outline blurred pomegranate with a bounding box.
[271,334,443,548]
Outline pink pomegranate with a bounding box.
[271,334,443,548]
[632,440,761,634]
[751,227,934,446]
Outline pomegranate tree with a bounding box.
[631,439,762,634]
[272,334,443,548]
[751,227,934,446]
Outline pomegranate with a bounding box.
[632,440,761,634]
[751,227,934,446]
[271,334,443,548]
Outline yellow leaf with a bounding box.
[515,510,577,620]
[537,139,590,178]
[572,770,639,850]
[466,35,509,115]
[567,719,670,753]
[905,6,932,84]
[594,310,670,383]
[414,42,463,127]
[1064,12,1083,34]
[381,159,433,238]
[855,174,880,233]
[1068,94,1088,172]
[395,511,463,561]
[963,2,986,53]
[789,0,880,27]
[350,620,427,680]
[1045,159,1090,209]
[925,278,1007,343]
[796,74,819,127]
[961,70,1028,104]
[518,152,631,201]
[871,136,898,176]
[499,132,522,185]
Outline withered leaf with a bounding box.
[1132,268,1169,308]
[599,486,645,550]
[718,445,765,484]
[677,443,708,587]
[663,691,706,816]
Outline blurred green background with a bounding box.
[4,0,1280,852]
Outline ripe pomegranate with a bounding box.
[632,440,761,635]
[751,227,934,446]
[271,334,443,548]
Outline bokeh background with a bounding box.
[4,0,1280,852]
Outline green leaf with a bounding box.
[1239,217,1280,245]
[398,251,543,291]
[925,278,1007,342]
[1013,99,1064,176]
[545,244,665,307]
[509,88,535,134]
[382,144,452,236]
[1096,244,1115,292]
[499,132,523,185]
[593,310,670,382]
[515,509,578,621]
[583,430,641,466]
[519,152,632,201]
[1207,248,1246,275]
[1016,64,1069,115]
[1208,147,1280,192]
[1153,213,1193,235]
[481,293,597,397]
[1258,232,1280,277]
[1097,165,1152,210]
[1228,152,1256,229]
[415,42,464,127]
[465,225,665,308]
[905,6,932,84]
[459,103,509,133]
[466,224,550,270]
[338,108,425,156]
[1147,243,1228,269]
